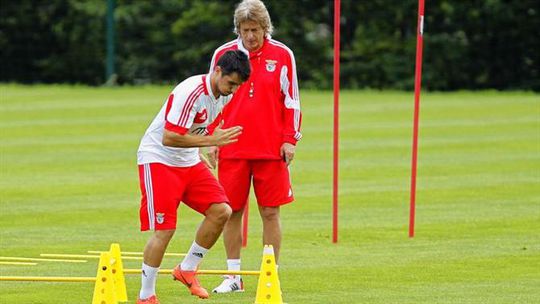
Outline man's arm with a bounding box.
[163,122,242,148]
[280,48,302,146]
[280,48,302,165]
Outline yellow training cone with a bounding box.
[92,252,118,304]
[109,243,128,302]
[254,245,285,304]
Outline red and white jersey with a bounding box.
[210,37,301,160]
[137,74,230,167]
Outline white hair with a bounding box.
[233,0,274,36]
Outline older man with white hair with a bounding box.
[207,0,302,294]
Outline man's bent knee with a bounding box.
[207,203,232,224]
[152,229,175,242]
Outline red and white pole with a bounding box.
[409,0,425,238]
[332,0,341,243]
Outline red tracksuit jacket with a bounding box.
[210,37,302,160]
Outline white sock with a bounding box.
[139,263,159,299]
[181,241,209,271]
[227,259,241,280]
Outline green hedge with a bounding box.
[1,0,538,90]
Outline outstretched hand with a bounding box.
[212,121,242,147]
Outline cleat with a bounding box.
[212,275,244,293]
[172,265,209,299]
[137,295,160,304]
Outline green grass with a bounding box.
[1,84,539,303]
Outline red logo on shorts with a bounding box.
[194,109,208,123]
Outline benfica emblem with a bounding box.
[265,60,277,72]
[156,213,165,224]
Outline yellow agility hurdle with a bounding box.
[0,276,97,282]
[0,245,128,304]
[0,256,87,263]
[1,244,285,304]
[88,250,186,257]
[123,245,284,304]
[40,253,143,260]
[123,268,260,275]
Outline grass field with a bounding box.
[1,85,539,303]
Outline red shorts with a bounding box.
[218,159,294,212]
[138,162,228,231]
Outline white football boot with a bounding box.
[212,275,244,293]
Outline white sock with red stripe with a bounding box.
[181,241,208,271]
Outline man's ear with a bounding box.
[214,65,222,76]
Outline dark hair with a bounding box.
[216,50,251,82]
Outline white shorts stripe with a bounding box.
[144,163,155,230]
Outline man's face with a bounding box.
[216,71,243,96]
[239,20,265,52]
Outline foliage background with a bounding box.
[1,0,538,90]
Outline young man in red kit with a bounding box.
[207,0,302,294]
[136,50,250,303]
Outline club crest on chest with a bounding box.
[265,59,277,72]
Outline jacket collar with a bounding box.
[237,36,270,59]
